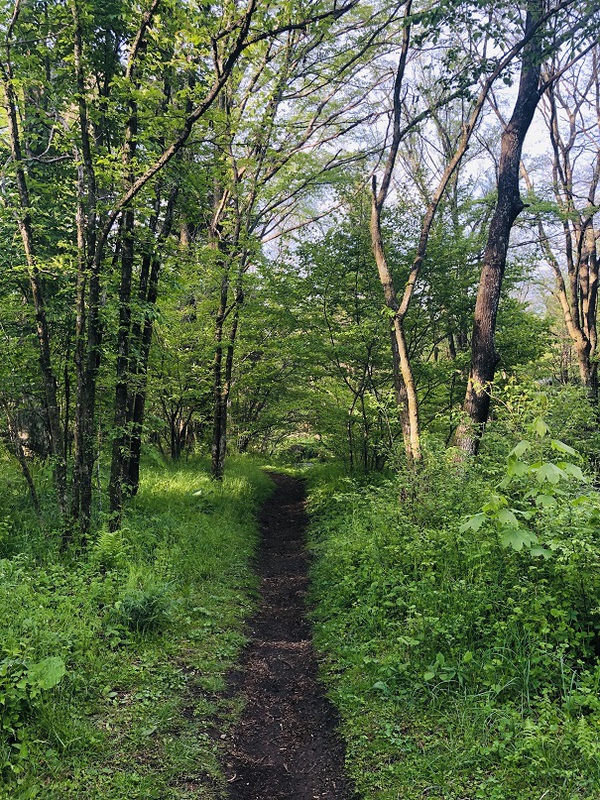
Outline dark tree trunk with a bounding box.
[109,208,135,528]
[211,271,230,481]
[456,3,544,454]
[124,185,177,496]
[71,0,100,534]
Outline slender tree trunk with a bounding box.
[109,208,135,528]
[124,185,177,495]
[388,324,413,460]
[393,317,421,460]
[124,252,159,495]
[71,155,89,529]
[108,18,150,527]
[456,3,544,454]
[219,295,242,470]
[0,51,67,521]
[71,0,98,533]
[211,269,230,480]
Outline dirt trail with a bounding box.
[221,473,352,800]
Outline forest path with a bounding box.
[221,473,353,800]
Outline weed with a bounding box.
[0,454,272,798]
[306,429,600,798]
[112,579,172,633]
[91,526,129,571]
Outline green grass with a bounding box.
[0,454,272,799]
[306,451,600,799]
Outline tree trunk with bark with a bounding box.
[456,3,544,454]
[124,185,178,495]
[0,39,68,523]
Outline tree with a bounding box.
[527,47,600,398]
[456,0,598,454]
[0,0,361,533]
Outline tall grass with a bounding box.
[0,453,272,799]
[307,444,600,799]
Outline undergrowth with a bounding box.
[0,454,272,799]
[307,406,600,799]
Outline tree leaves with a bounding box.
[534,462,565,484]
[500,528,539,552]
[459,512,486,532]
[462,419,593,558]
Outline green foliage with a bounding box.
[112,576,172,633]
[0,655,66,773]
[463,417,591,557]
[91,526,129,571]
[306,425,600,798]
[0,457,272,797]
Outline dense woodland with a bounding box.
[0,0,600,796]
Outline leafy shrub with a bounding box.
[91,526,129,571]
[0,655,66,772]
[306,427,600,798]
[112,581,172,633]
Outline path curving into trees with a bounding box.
[221,473,353,800]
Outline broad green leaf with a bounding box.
[483,494,507,513]
[535,494,557,509]
[509,440,531,458]
[27,657,66,690]
[500,528,539,551]
[423,671,436,681]
[372,681,389,693]
[535,462,564,484]
[533,417,549,437]
[397,635,420,647]
[507,460,529,478]
[530,546,552,559]
[459,513,486,532]
[562,463,585,481]
[550,439,579,458]
[497,508,519,527]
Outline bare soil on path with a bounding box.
[221,473,353,800]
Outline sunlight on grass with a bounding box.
[0,456,272,799]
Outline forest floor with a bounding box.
[219,473,354,800]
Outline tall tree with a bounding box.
[456,0,597,453]
[369,0,560,460]
[530,47,600,398]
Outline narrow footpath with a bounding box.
[221,473,352,800]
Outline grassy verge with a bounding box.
[0,454,272,800]
[306,448,600,800]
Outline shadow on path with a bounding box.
[221,473,352,800]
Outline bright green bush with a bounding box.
[307,424,600,799]
[112,579,173,633]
